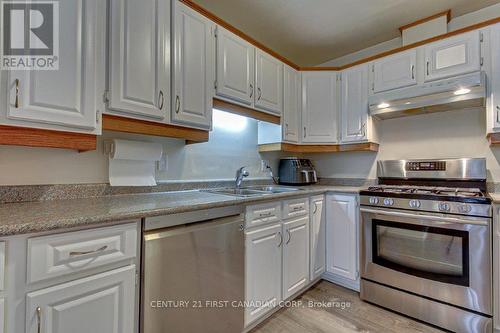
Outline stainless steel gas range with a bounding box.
[359,158,492,333]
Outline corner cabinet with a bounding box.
[255,50,283,115]
[171,2,215,129]
[215,26,255,106]
[372,49,417,93]
[301,72,338,143]
[5,0,105,134]
[310,195,326,280]
[424,30,481,82]
[324,193,359,291]
[340,64,370,143]
[108,0,170,121]
[282,65,301,143]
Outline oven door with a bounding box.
[360,206,492,315]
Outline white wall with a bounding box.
[0,112,280,185]
[310,108,500,182]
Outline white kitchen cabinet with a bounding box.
[325,193,359,290]
[255,50,283,115]
[424,30,481,82]
[215,26,255,106]
[283,216,309,299]
[6,0,105,134]
[301,72,338,143]
[488,24,500,132]
[310,196,326,281]
[25,265,136,333]
[245,223,282,326]
[340,64,370,143]
[172,2,215,129]
[372,49,417,93]
[108,0,170,121]
[282,65,301,143]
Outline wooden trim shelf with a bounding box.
[213,98,281,124]
[488,132,500,145]
[258,142,379,153]
[102,114,209,143]
[398,10,451,33]
[0,125,97,151]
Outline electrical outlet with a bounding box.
[260,160,270,172]
[157,154,168,172]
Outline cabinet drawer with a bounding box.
[27,223,138,284]
[283,198,309,219]
[245,202,281,228]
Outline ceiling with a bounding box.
[192,0,500,66]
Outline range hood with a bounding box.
[369,71,486,120]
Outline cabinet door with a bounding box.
[172,2,214,129]
[216,26,255,106]
[424,31,481,82]
[282,65,300,143]
[373,49,417,93]
[301,72,338,143]
[340,64,369,143]
[494,205,500,332]
[283,216,309,299]
[310,196,326,280]
[255,50,283,115]
[245,223,282,326]
[26,265,136,333]
[326,194,358,281]
[108,0,170,120]
[489,25,500,132]
[7,0,105,133]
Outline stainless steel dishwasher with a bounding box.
[141,206,245,333]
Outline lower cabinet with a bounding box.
[245,223,282,326]
[325,193,360,290]
[26,265,136,333]
[283,216,309,299]
[494,205,500,332]
[310,195,326,280]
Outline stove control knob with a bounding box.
[369,197,379,205]
[458,204,472,214]
[409,200,421,208]
[438,202,450,212]
[383,198,394,206]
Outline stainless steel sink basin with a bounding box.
[243,185,303,193]
[204,188,271,197]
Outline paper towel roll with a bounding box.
[110,139,163,161]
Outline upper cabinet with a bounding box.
[372,49,417,93]
[282,65,301,143]
[301,72,338,143]
[5,0,105,134]
[489,24,500,132]
[215,27,255,106]
[424,31,481,82]
[255,50,283,115]
[108,0,170,121]
[171,2,215,129]
[340,64,370,143]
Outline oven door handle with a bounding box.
[360,207,489,226]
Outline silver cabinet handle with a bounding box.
[15,79,20,108]
[497,106,500,123]
[69,245,108,257]
[257,87,262,101]
[285,229,291,245]
[303,127,306,138]
[158,90,164,110]
[426,61,430,76]
[411,65,415,80]
[285,123,289,135]
[36,306,41,333]
[358,122,366,136]
[175,95,180,113]
[259,212,272,217]
[292,206,302,211]
[313,202,318,214]
[249,84,253,98]
[277,232,283,247]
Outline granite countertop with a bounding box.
[0,185,365,236]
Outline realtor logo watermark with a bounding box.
[1,1,59,70]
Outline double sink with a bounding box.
[205,185,303,197]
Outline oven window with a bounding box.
[372,219,469,286]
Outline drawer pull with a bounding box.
[69,245,108,257]
[259,212,272,217]
[36,306,41,333]
[292,206,302,211]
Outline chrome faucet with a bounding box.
[235,166,249,188]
